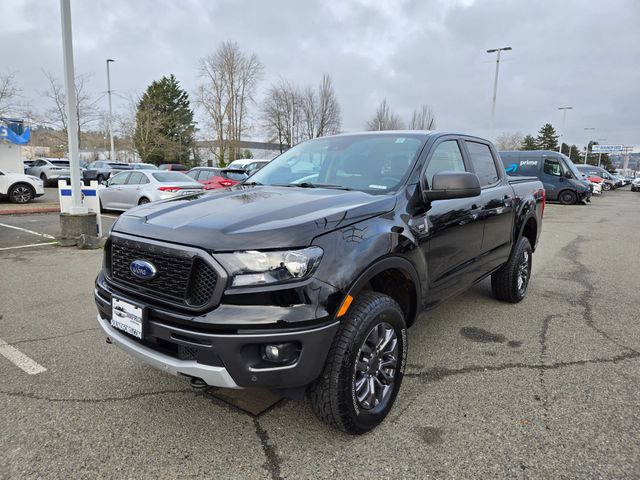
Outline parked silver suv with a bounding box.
[26,158,71,186]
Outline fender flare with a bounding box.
[344,255,422,326]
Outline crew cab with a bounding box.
[95,132,544,434]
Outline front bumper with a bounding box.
[95,277,340,389]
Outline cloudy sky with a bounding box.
[2,0,639,148]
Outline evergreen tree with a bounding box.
[520,135,538,150]
[536,123,559,150]
[133,75,196,165]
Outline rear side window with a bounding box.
[425,141,466,185]
[126,172,149,185]
[221,170,248,181]
[186,170,200,180]
[466,142,499,186]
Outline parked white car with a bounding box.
[26,158,72,185]
[0,169,45,203]
[98,170,204,211]
[590,181,602,195]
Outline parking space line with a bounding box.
[0,241,58,251]
[0,338,47,375]
[0,222,56,240]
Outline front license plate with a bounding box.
[111,297,143,339]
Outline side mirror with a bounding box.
[565,171,573,179]
[423,171,481,201]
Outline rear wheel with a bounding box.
[491,236,533,303]
[558,190,577,205]
[9,183,34,203]
[96,174,105,184]
[138,197,150,205]
[40,173,48,186]
[309,291,407,434]
[602,182,612,191]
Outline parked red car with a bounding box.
[186,167,248,190]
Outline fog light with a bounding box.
[261,342,300,365]
[265,345,280,361]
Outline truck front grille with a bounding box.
[107,235,222,309]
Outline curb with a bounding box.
[0,207,60,215]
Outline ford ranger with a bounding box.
[95,131,544,434]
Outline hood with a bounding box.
[113,185,396,251]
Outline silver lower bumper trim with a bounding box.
[97,314,239,389]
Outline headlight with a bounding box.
[217,247,323,287]
[27,176,41,182]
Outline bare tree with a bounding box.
[40,71,102,149]
[0,71,21,117]
[261,80,303,151]
[408,104,436,130]
[495,131,524,151]
[304,74,341,137]
[197,41,263,165]
[365,99,404,131]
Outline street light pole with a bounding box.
[106,58,116,161]
[557,106,573,153]
[59,0,86,214]
[583,127,596,164]
[487,46,512,133]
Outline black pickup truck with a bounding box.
[95,131,544,434]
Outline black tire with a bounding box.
[602,182,612,191]
[40,172,48,186]
[491,236,533,303]
[8,183,35,204]
[96,174,105,184]
[558,190,577,205]
[309,291,407,435]
[138,197,150,205]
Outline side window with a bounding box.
[466,141,499,186]
[201,170,216,180]
[543,159,562,176]
[109,172,129,186]
[187,170,200,180]
[425,140,466,186]
[126,172,144,185]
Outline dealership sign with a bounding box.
[591,144,623,153]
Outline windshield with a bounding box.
[152,172,196,183]
[133,163,157,170]
[109,163,131,169]
[221,169,248,181]
[248,134,426,193]
[560,154,582,179]
[51,161,70,166]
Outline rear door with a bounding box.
[119,171,146,208]
[463,139,515,272]
[416,136,484,303]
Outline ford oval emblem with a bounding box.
[130,259,157,280]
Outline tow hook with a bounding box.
[190,377,208,391]
[105,337,112,344]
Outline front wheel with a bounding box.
[558,190,578,205]
[9,184,34,203]
[309,291,407,434]
[491,236,533,303]
[602,182,612,191]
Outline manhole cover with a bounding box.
[207,387,283,416]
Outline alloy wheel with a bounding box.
[11,186,32,203]
[517,250,530,294]
[354,322,398,410]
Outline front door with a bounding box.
[540,156,564,200]
[413,137,484,305]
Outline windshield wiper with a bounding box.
[294,182,352,190]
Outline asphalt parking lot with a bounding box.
[1,190,639,479]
